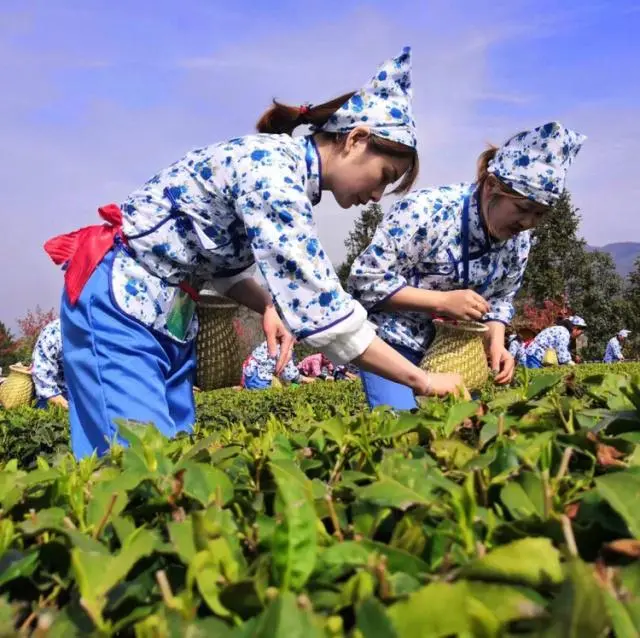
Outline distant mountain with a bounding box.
[587,242,640,277]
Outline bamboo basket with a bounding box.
[0,364,35,409]
[195,294,244,390]
[420,320,489,391]
[543,349,559,366]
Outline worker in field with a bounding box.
[524,316,587,368]
[241,340,314,390]
[31,318,68,410]
[347,122,586,409]
[298,352,335,381]
[43,47,466,460]
[333,363,359,381]
[603,329,630,363]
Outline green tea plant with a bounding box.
[0,366,638,635]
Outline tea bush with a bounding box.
[0,365,638,635]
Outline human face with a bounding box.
[481,178,548,240]
[323,128,413,209]
[572,327,585,340]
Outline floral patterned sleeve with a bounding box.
[235,158,375,363]
[555,329,573,364]
[348,194,435,309]
[32,320,65,400]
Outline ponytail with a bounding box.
[559,318,574,333]
[476,145,498,184]
[256,92,355,135]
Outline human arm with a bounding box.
[348,196,489,320]
[235,154,466,397]
[556,329,574,365]
[210,275,295,375]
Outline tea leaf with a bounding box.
[595,469,640,537]
[356,597,398,637]
[460,538,563,587]
[539,559,608,637]
[241,591,322,638]
[179,461,234,507]
[0,551,38,587]
[270,460,317,591]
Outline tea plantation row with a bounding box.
[0,363,637,636]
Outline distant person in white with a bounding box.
[603,329,630,363]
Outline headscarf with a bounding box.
[317,47,416,149]
[488,121,586,206]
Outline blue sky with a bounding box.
[1,0,639,329]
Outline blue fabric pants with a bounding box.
[525,355,543,369]
[360,343,423,410]
[242,370,272,390]
[60,249,196,459]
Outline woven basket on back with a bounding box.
[195,294,244,391]
[420,320,489,391]
[0,364,34,409]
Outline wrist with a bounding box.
[484,320,504,334]
[420,372,433,396]
[407,369,433,396]
[484,324,502,346]
[425,290,446,314]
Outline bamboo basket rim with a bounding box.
[9,364,32,375]
[197,293,240,310]
[433,319,488,335]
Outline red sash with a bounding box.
[44,204,200,305]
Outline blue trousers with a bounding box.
[242,369,272,390]
[360,343,423,410]
[60,249,196,459]
[525,355,543,369]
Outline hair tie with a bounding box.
[298,104,311,121]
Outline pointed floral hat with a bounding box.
[316,46,417,149]
[488,121,586,206]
